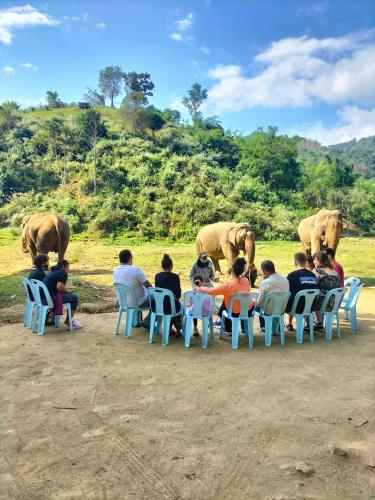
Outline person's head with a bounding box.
[55,258,70,273]
[294,252,307,269]
[197,251,209,267]
[119,249,132,265]
[324,247,336,263]
[33,254,49,271]
[232,257,247,278]
[313,251,331,269]
[260,260,276,278]
[306,255,315,271]
[161,253,173,271]
[193,274,204,287]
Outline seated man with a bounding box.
[324,247,344,287]
[113,249,152,326]
[29,254,49,282]
[286,252,319,331]
[43,259,81,330]
[253,260,289,332]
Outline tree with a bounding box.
[123,72,154,98]
[84,88,105,106]
[46,91,64,109]
[0,104,21,132]
[76,109,107,192]
[182,83,208,124]
[98,66,123,107]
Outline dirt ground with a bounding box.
[1,292,375,500]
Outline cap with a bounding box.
[199,251,208,258]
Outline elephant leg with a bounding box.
[29,241,37,260]
[225,249,238,274]
[211,259,222,274]
[302,241,311,256]
[58,238,69,259]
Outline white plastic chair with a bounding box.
[22,278,36,328]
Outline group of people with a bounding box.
[112,246,344,336]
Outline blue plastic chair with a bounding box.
[148,287,182,346]
[31,279,73,335]
[219,292,258,349]
[320,287,346,340]
[114,283,149,337]
[340,283,363,334]
[183,291,214,349]
[22,278,36,328]
[340,277,361,320]
[256,291,291,347]
[288,289,320,343]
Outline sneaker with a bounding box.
[71,320,82,330]
[213,321,221,329]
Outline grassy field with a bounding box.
[0,227,374,310]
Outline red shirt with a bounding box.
[332,262,344,287]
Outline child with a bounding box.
[190,274,211,337]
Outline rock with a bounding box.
[280,461,315,476]
[328,444,351,457]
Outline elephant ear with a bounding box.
[21,215,31,229]
[227,226,238,246]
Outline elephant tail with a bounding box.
[54,215,70,258]
[195,236,202,256]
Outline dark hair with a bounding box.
[193,274,204,285]
[314,251,331,268]
[55,259,69,269]
[260,260,276,273]
[324,247,335,259]
[306,255,314,266]
[294,252,307,265]
[119,249,132,264]
[33,254,48,269]
[161,253,173,270]
[232,257,246,277]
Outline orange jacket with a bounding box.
[197,276,250,313]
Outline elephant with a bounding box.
[298,209,343,255]
[196,222,256,277]
[21,213,70,261]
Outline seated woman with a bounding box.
[196,257,251,333]
[312,251,340,330]
[43,259,81,330]
[154,254,182,336]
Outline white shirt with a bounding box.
[113,264,148,307]
[257,273,290,314]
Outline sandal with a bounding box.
[193,329,200,337]
[70,320,82,330]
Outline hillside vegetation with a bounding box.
[1,100,374,240]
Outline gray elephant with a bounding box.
[298,209,343,255]
[196,222,256,276]
[21,213,70,261]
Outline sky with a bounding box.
[0,0,374,145]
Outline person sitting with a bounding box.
[189,251,218,288]
[113,249,152,327]
[324,247,344,287]
[29,254,49,281]
[312,251,341,330]
[253,260,289,332]
[190,274,211,337]
[306,255,315,272]
[196,257,251,334]
[285,252,319,332]
[43,259,81,330]
[154,254,182,337]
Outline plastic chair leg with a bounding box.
[344,309,350,320]
[209,316,214,338]
[264,316,273,347]
[295,315,304,344]
[279,316,285,346]
[325,313,333,340]
[219,315,225,338]
[32,306,40,333]
[125,309,134,337]
[336,313,341,339]
[24,302,33,328]
[184,315,193,347]
[162,316,171,346]
[156,316,163,335]
[231,318,240,349]
[66,304,73,331]
[149,312,157,343]
[38,307,47,335]
[244,319,254,348]
[350,307,356,334]
[202,317,209,349]
[114,309,123,335]
[309,313,314,342]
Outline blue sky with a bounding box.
[0,0,374,144]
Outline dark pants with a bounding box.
[148,297,181,331]
[218,300,254,333]
[61,292,78,311]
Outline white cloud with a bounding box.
[170,32,183,42]
[21,62,38,71]
[175,13,193,31]
[207,30,375,112]
[0,4,59,45]
[200,46,210,55]
[290,106,375,145]
[16,95,46,108]
[63,15,80,22]
[2,66,15,74]
[96,22,106,29]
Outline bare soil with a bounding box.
[1,294,374,500]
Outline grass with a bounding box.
[0,226,374,310]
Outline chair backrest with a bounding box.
[343,277,361,304]
[30,279,54,308]
[289,289,320,316]
[183,290,213,318]
[261,291,291,316]
[228,292,258,319]
[148,287,176,315]
[22,277,34,302]
[347,284,363,309]
[114,282,139,310]
[320,287,346,313]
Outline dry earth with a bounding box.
[1,293,375,500]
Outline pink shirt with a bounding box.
[333,262,344,287]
